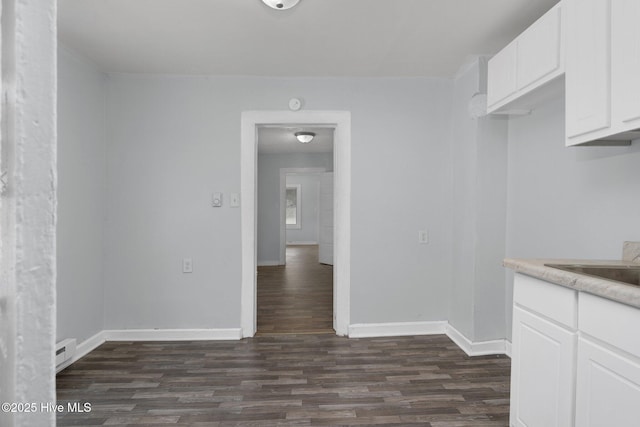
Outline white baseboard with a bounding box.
[59,324,507,373]
[347,321,507,356]
[104,328,243,341]
[57,328,242,371]
[445,324,507,356]
[56,330,107,373]
[257,260,281,266]
[348,321,447,338]
[286,241,318,245]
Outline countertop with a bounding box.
[504,258,640,309]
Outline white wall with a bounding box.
[57,47,107,344]
[505,96,640,339]
[0,0,57,425]
[449,59,508,342]
[286,174,320,244]
[257,154,331,264]
[104,75,453,329]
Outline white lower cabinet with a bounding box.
[510,306,576,427]
[575,338,640,427]
[511,274,640,427]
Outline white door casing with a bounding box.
[318,172,334,266]
[241,110,351,337]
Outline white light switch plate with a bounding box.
[212,192,222,207]
[418,230,429,244]
[230,193,240,207]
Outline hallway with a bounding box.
[257,245,334,335]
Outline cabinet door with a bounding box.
[612,0,640,127]
[575,338,640,427]
[517,5,562,91]
[510,307,576,427]
[487,41,517,108]
[566,0,610,140]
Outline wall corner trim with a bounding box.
[347,321,508,357]
[445,324,508,356]
[505,340,512,358]
[348,321,448,338]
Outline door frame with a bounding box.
[240,110,351,337]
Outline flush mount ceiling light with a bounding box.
[295,131,315,143]
[261,0,300,10]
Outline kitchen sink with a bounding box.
[545,264,640,287]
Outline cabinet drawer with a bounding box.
[514,273,578,328]
[579,292,640,357]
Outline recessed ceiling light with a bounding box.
[295,132,315,143]
[261,0,300,10]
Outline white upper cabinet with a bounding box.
[612,0,640,127]
[487,41,517,107]
[487,2,564,114]
[566,0,640,145]
[565,0,610,142]
[516,5,563,91]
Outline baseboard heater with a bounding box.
[56,338,77,367]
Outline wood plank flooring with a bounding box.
[257,245,334,335]
[56,335,511,426]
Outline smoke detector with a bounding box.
[261,0,300,10]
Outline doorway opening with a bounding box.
[257,150,334,334]
[240,110,351,337]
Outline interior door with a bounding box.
[318,172,333,265]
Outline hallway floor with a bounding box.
[257,245,334,335]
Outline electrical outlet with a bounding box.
[182,258,193,273]
[418,230,429,244]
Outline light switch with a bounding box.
[418,230,429,244]
[212,192,222,207]
[230,193,240,207]
[183,258,193,273]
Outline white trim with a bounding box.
[348,321,447,338]
[257,260,282,266]
[241,111,351,338]
[56,330,107,373]
[286,241,318,245]
[347,321,508,356]
[104,328,242,341]
[58,324,509,372]
[445,324,508,356]
[280,167,325,264]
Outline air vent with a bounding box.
[55,338,77,367]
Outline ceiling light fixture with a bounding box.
[261,0,300,10]
[295,132,315,143]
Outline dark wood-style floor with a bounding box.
[56,245,511,425]
[257,245,334,335]
[57,335,511,426]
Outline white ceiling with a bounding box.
[58,0,559,77]
[258,126,334,154]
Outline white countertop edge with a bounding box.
[504,258,640,309]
